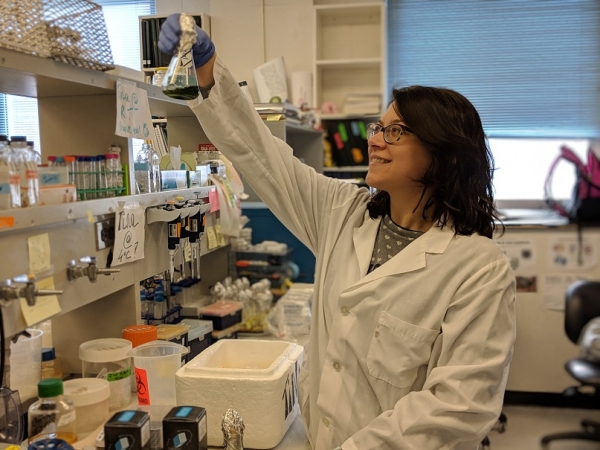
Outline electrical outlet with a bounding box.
[95,219,115,250]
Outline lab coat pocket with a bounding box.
[367,311,439,388]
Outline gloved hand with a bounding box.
[158,13,215,68]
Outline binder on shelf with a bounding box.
[141,19,152,68]
[153,124,169,158]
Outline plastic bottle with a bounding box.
[11,136,39,207]
[0,135,19,209]
[27,141,42,165]
[28,378,77,444]
[41,348,63,380]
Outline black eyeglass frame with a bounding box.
[366,123,414,144]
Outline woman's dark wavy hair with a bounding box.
[366,85,503,238]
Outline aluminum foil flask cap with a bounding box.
[221,408,244,450]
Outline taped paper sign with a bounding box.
[115,80,156,147]
[113,202,145,266]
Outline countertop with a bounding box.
[71,413,310,450]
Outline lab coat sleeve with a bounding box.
[188,56,362,254]
[343,258,516,450]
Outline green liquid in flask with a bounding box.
[163,85,200,100]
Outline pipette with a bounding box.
[174,197,189,280]
[186,199,201,280]
[165,200,179,282]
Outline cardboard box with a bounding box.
[161,170,188,191]
[37,184,77,205]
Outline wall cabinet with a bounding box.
[313,1,386,117]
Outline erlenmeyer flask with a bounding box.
[162,48,200,100]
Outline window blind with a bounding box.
[96,0,155,70]
[387,0,600,138]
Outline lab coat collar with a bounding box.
[351,211,455,287]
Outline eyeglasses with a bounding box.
[366,123,414,144]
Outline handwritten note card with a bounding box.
[113,202,145,266]
[115,80,155,145]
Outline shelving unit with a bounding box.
[313,1,386,115]
[0,46,230,377]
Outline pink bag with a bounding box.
[545,145,600,222]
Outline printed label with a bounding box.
[107,366,132,381]
[135,367,150,405]
[41,174,60,185]
[198,416,206,441]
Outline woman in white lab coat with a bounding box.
[159,15,516,450]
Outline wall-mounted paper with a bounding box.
[113,202,146,266]
[253,56,289,103]
[115,80,156,149]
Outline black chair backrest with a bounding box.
[565,280,600,344]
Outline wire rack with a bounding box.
[0,0,114,71]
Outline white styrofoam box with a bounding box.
[175,339,303,449]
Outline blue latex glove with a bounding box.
[158,13,215,68]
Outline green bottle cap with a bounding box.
[38,378,63,398]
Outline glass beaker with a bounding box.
[162,49,200,100]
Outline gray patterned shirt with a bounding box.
[368,215,424,273]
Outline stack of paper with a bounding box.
[343,93,382,116]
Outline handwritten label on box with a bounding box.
[115,80,156,147]
[113,202,145,266]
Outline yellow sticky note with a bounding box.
[19,277,61,327]
[87,209,95,223]
[215,223,226,247]
[27,234,51,275]
[206,226,218,250]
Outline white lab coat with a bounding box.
[189,57,517,450]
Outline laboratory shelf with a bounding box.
[0,187,215,234]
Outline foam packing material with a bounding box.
[175,339,303,449]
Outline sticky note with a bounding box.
[206,226,218,249]
[19,277,61,327]
[28,234,51,275]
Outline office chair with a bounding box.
[540,280,600,448]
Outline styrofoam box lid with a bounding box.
[184,339,302,379]
[200,301,243,317]
[63,378,110,407]
[79,338,132,362]
[180,319,213,341]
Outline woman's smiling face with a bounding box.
[365,104,432,198]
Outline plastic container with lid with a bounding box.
[63,378,110,439]
[79,338,132,411]
[122,325,158,348]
